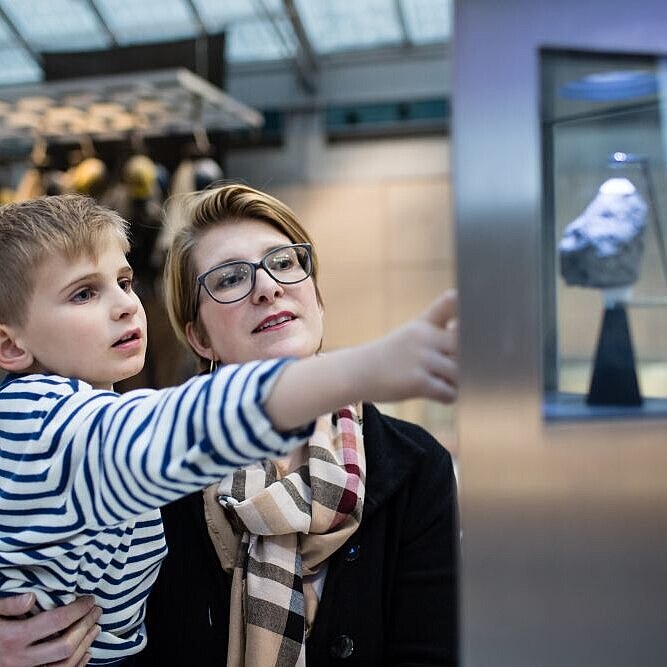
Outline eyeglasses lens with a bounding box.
[264,246,311,283]
[204,263,251,303]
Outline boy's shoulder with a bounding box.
[0,372,96,402]
[0,374,102,435]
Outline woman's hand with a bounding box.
[0,594,100,667]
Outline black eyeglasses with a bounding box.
[195,243,313,309]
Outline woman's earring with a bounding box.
[209,358,219,374]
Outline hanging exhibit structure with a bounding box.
[0,62,263,390]
[454,0,667,664]
[0,66,262,148]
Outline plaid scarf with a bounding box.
[215,403,365,667]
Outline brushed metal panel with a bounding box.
[453,0,667,664]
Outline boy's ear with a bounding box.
[0,324,34,372]
[185,321,215,361]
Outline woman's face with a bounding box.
[187,218,324,364]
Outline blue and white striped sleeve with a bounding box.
[1,358,312,530]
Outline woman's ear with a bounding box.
[185,321,215,361]
[316,301,325,353]
[0,325,35,372]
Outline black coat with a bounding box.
[136,404,459,666]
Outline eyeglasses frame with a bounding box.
[194,242,313,313]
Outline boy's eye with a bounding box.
[118,277,134,293]
[71,287,95,303]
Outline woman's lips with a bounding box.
[253,312,296,333]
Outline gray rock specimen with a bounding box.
[559,178,647,288]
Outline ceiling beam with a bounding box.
[86,0,119,48]
[0,4,42,65]
[182,0,211,80]
[254,0,317,94]
[183,0,208,36]
[280,0,317,94]
[282,0,317,72]
[394,0,411,47]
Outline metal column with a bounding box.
[454,1,667,664]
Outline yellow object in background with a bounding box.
[70,157,107,194]
[124,154,157,200]
[0,187,15,204]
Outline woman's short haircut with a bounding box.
[0,194,129,326]
[163,183,321,370]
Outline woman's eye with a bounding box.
[215,274,236,288]
[72,287,95,303]
[213,267,248,290]
[271,255,295,271]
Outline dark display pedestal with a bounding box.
[587,304,642,406]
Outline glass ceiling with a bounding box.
[0,0,450,86]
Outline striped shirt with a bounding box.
[0,359,310,665]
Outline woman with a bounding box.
[0,184,458,666]
[143,184,458,666]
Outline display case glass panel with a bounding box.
[542,48,667,420]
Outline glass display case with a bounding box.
[541,48,667,420]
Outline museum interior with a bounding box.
[2,0,667,664]
[0,0,455,445]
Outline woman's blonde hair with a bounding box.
[163,183,321,371]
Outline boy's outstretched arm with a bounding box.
[265,289,458,432]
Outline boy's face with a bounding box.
[11,236,147,390]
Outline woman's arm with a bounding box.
[0,594,100,667]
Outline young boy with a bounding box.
[0,195,457,665]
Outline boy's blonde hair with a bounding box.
[164,184,321,371]
[0,194,129,326]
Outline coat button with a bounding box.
[330,634,354,659]
[345,543,361,562]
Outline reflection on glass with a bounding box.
[542,48,667,420]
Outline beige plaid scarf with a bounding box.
[213,403,365,667]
